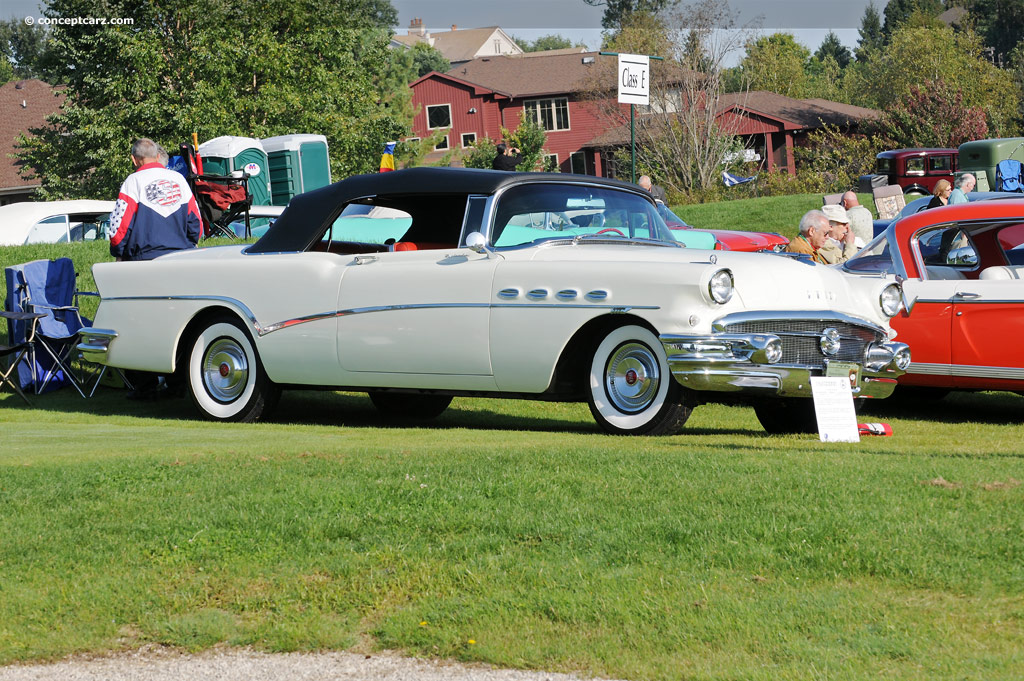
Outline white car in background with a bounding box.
[0,200,115,246]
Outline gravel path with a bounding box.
[0,647,620,681]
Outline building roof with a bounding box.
[0,79,65,192]
[586,91,879,147]
[394,24,523,63]
[718,91,879,129]
[445,51,607,99]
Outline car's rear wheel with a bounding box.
[753,398,819,435]
[187,316,279,422]
[368,392,453,420]
[587,325,692,435]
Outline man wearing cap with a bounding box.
[785,210,831,264]
[819,204,859,265]
[840,191,874,244]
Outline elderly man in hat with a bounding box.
[818,204,859,265]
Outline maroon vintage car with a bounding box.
[656,202,789,252]
[872,148,958,198]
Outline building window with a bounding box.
[461,132,477,148]
[570,151,587,175]
[543,153,558,171]
[434,135,449,151]
[524,97,570,132]
[405,137,420,145]
[427,104,452,130]
[494,39,501,53]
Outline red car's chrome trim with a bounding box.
[908,362,1024,380]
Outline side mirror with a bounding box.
[466,231,490,255]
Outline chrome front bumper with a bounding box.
[77,328,118,365]
[660,333,910,399]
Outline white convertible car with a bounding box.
[80,168,910,435]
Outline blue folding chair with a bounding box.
[5,258,92,396]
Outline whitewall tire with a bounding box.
[587,325,692,435]
[187,317,278,422]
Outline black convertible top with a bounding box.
[247,166,649,254]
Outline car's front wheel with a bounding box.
[187,316,279,422]
[587,325,692,435]
[753,398,818,435]
[368,392,453,420]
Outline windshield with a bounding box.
[843,233,898,276]
[491,184,673,248]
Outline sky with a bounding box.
[6,0,885,65]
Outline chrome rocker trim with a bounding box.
[660,332,910,399]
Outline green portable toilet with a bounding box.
[261,134,332,206]
[197,136,273,206]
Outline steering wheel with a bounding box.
[596,227,625,236]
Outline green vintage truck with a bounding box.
[957,137,1024,191]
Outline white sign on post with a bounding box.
[810,376,860,443]
[617,53,650,106]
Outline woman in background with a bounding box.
[928,179,952,208]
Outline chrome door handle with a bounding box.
[354,255,378,265]
[954,291,980,299]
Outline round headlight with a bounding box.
[880,283,902,318]
[708,268,734,304]
[894,345,912,371]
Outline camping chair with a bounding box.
[3,258,119,398]
[0,310,43,405]
[995,159,1023,192]
[178,143,252,238]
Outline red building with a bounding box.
[409,50,620,174]
[408,52,878,178]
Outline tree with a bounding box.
[17,0,407,199]
[409,42,450,78]
[815,30,851,69]
[461,110,550,171]
[0,19,52,81]
[855,1,884,62]
[512,34,584,52]
[584,0,677,30]
[969,0,1024,65]
[737,33,811,98]
[586,0,753,193]
[874,78,989,148]
[847,24,1019,136]
[882,0,943,38]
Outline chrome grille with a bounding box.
[722,319,882,367]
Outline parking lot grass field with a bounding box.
[1,388,1022,680]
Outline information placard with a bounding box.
[810,376,860,443]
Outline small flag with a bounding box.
[722,171,755,187]
[379,141,396,172]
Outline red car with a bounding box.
[656,202,789,252]
[871,148,958,198]
[843,199,1024,395]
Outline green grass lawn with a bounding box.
[1,387,1022,680]
[673,193,878,238]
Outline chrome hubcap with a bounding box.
[202,338,249,402]
[605,342,660,413]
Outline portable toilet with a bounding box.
[197,136,272,206]
[261,134,332,206]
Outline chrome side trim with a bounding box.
[915,297,1024,305]
[712,310,886,336]
[101,295,658,337]
[908,362,1024,380]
